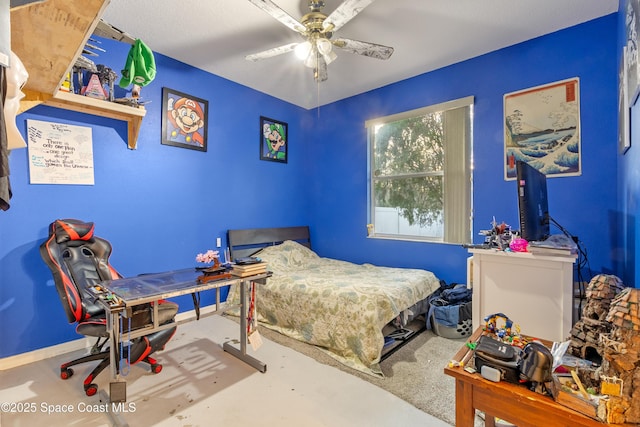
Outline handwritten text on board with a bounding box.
[27,120,94,185]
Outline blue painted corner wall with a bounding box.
[308,15,619,286]
[0,12,626,358]
[0,38,314,357]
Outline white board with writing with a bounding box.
[27,119,94,185]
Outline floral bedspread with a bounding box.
[227,240,440,376]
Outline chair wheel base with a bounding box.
[151,363,163,374]
[60,367,74,379]
[84,383,98,396]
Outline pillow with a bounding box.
[255,240,318,270]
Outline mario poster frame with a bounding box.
[161,87,208,152]
[259,116,288,163]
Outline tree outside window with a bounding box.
[367,97,473,243]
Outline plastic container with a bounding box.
[430,300,473,339]
[431,315,472,339]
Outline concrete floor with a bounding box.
[0,314,451,427]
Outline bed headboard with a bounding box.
[227,226,311,260]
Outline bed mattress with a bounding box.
[227,240,440,376]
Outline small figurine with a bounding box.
[479,217,514,249]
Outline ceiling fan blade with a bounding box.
[248,0,306,33]
[314,55,328,82]
[333,37,394,60]
[245,42,299,61]
[322,0,376,33]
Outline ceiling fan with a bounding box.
[246,0,394,82]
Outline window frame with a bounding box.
[366,96,474,244]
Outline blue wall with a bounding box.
[310,15,619,286]
[0,14,621,358]
[0,39,312,357]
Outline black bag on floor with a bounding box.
[474,335,521,383]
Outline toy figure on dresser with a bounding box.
[479,217,514,249]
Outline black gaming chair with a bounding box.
[40,219,179,396]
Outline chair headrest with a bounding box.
[51,219,95,244]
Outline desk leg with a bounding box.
[223,279,267,373]
[455,378,476,427]
[106,308,120,382]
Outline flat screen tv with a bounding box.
[516,160,550,242]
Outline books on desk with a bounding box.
[231,262,267,277]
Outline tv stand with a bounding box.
[467,248,577,342]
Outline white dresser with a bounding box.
[467,248,577,342]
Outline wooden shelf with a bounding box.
[10,0,146,149]
[46,92,146,149]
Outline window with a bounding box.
[366,96,473,244]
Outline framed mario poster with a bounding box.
[259,116,287,163]
[161,87,208,152]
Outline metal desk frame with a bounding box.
[98,268,268,401]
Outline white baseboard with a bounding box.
[0,337,93,371]
[0,305,219,371]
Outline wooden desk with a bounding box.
[444,328,632,427]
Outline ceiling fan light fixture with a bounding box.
[304,48,318,68]
[295,41,313,60]
[321,49,337,65]
[316,38,332,55]
[247,0,394,81]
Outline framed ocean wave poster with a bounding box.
[504,78,581,180]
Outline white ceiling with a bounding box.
[101,0,618,110]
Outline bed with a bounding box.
[226,226,441,376]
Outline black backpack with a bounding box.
[474,335,521,383]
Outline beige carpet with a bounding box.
[251,316,470,426]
